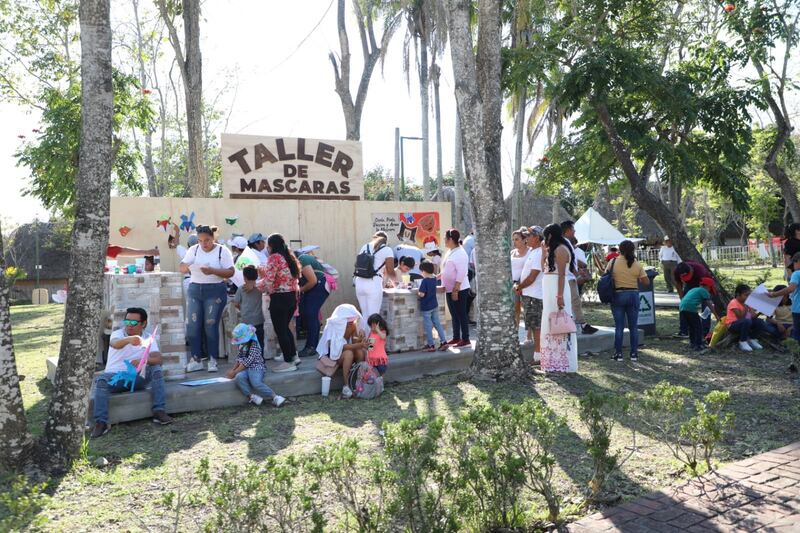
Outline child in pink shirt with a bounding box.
[366,313,389,375]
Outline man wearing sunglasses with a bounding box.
[91,307,173,438]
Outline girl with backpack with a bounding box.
[353,231,396,331]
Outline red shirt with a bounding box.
[257,253,299,294]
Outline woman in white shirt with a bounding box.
[439,228,471,349]
[180,225,235,373]
[510,227,531,326]
[354,231,396,331]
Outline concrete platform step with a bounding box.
[519,325,642,361]
[66,344,475,425]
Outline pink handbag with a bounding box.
[549,310,576,335]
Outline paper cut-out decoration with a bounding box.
[119,226,133,237]
[225,216,239,226]
[396,222,417,243]
[179,212,196,232]
[108,360,139,392]
[167,223,181,249]
[156,216,171,231]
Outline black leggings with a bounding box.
[446,289,471,341]
[270,291,298,363]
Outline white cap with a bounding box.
[424,241,439,253]
[228,236,248,249]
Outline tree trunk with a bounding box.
[447,0,523,380]
[594,102,731,310]
[39,0,114,473]
[329,0,396,141]
[431,62,444,201]
[157,0,207,197]
[764,131,800,222]
[182,0,207,197]
[511,86,526,231]
[0,221,32,472]
[454,112,465,228]
[420,43,430,199]
[132,0,159,197]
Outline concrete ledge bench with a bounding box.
[45,326,642,425]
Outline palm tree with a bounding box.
[397,0,447,200]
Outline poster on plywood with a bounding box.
[221,133,363,200]
[371,212,441,249]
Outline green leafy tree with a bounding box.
[16,71,154,214]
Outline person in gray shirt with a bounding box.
[233,266,265,347]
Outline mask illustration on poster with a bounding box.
[156,216,171,231]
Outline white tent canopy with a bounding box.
[574,207,643,245]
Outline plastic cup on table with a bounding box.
[126,264,136,274]
[321,376,331,397]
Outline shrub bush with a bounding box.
[578,391,632,501]
[634,381,734,475]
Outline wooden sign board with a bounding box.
[221,133,363,200]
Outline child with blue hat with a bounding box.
[225,323,286,407]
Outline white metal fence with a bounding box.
[636,245,780,268]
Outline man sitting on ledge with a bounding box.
[91,307,173,438]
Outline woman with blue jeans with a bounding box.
[297,249,329,358]
[606,240,650,362]
[180,225,235,373]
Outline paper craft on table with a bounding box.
[179,377,231,386]
[745,283,783,317]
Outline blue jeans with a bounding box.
[793,313,800,342]
[299,279,328,350]
[187,282,228,361]
[422,307,447,346]
[93,364,166,424]
[611,291,639,355]
[727,317,768,342]
[235,368,276,400]
[680,309,710,336]
[680,311,705,350]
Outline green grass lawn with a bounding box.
[8,302,800,531]
[649,266,786,293]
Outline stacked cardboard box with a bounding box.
[380,288,449,352]
[103,272,187,378]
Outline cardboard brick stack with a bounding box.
[380,288,449,352]
[103,272,187,378]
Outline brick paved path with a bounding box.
[568,442,800,532]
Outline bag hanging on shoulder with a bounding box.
[597,258,617,304]
[548,310,577,335]
[353,243,385,279]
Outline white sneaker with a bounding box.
[739,341,753,352]
[748,339,763,350]
[272,395,286,407]
[249,394,263,405]
[207,359,218,372]
[185,360,204,373]
[273,353,284,361]
[272,362,297,373]
[288,355,301,366]
[341,385,353,399]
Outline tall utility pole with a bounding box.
[394,128,401,200]
[34,218,40,289]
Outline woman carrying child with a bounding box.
[226,323,286,407]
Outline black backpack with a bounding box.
[354,243,385,278]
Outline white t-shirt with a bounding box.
[659,246,681,262]
[510,248,531,281]
[520,247,544,299]
[181,243,235,284]
[359,243,395,278]
[105,328,160,374]
[393,244,424,277]
[443,246,471,291]
[462,234,475,258]
[575,247,587,266]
